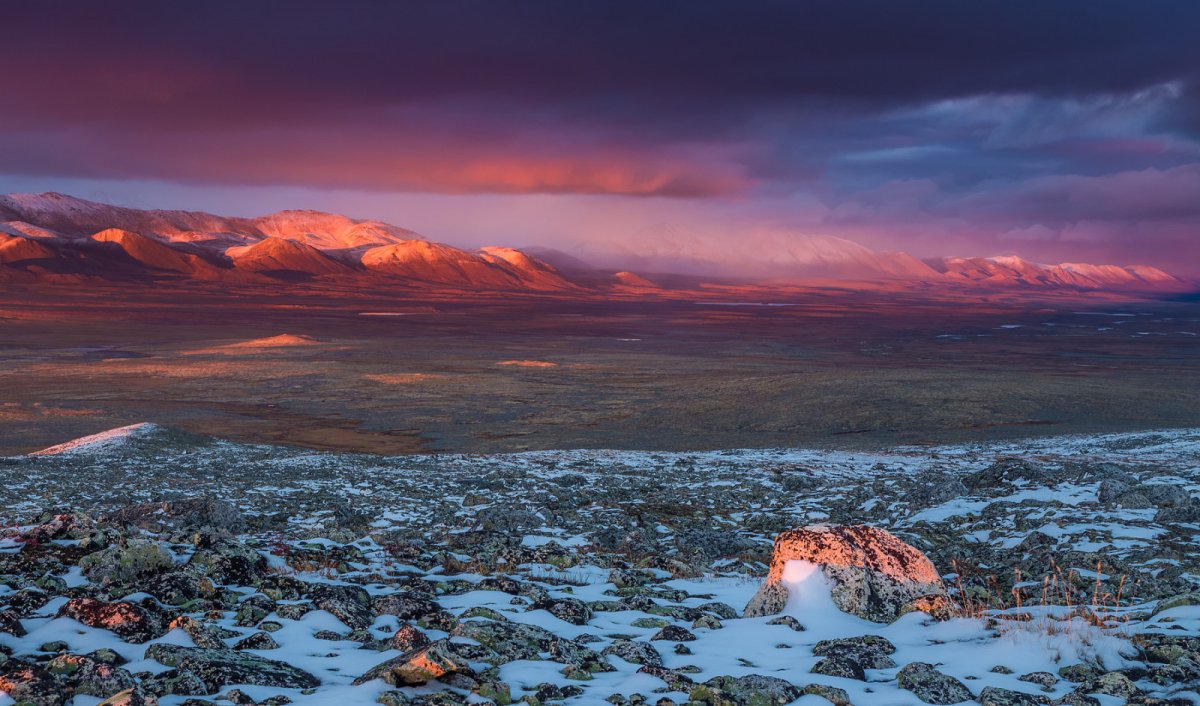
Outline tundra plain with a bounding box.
[1,284,1198,456]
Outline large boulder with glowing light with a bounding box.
[743,525,950,623]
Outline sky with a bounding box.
[2,1,1199,273]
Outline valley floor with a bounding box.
[1,286,1199,456]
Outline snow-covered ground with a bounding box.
[3,426,1200,705]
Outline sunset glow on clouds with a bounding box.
[2,1,1199,271]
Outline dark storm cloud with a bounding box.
[1,0,1199,267]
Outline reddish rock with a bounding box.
[59,598,163,643]
[354,639,472,686]
[0,663,64,706]
[744,525,950,623]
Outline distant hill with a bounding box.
[0,192,1188,294]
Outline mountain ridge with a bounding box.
[0,192,1189,294]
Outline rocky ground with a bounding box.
[3,425,1200,705]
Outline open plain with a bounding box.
[1,284,1198,456]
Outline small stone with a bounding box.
[811,656,865,681]
[765,615,805,631]
[233,631,280,650]
[978,686,1050,706]
[896,662,973,705]
[650,624,696,642]
[1018,672,1058,690]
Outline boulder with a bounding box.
[59,598,164,643]
[353,639,472,686]
[143,644,319,691]
[102,498,245,533]
[45,653,136,698]
[690,674,803,705]
[812,635,897,669]
[978,686,1049,706]
[602,639,663,668]
[0,663,65,706]
[78,539,174,591]
[743,525,950,622]
[308,582,374,631]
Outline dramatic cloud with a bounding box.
[1,1,1198,269]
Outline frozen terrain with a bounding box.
[3,426,1200,705]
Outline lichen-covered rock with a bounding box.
[353,639,472,686]
[78,539,174,591]
[97,687,159,706]
[978,686,1049,706]
[373,591,446,622]
[390,623,431,652]
[0,662,66,706]
[744,525,950,622]
[528,596,593,625]
[168,616,230,649]
[139,668,208,697]
[1018,672,1058,690]
[812,635,897,669]
[765,615,805,631]
[966,459,1047,493]
[650,624,696,642]
[187,539,268,586]
[452,619,554,662]
[635,664,694,691]
[234,593,276,627]
[140,570,217,606]
[690,674,803,705]
[801,683,851,706]
[601,639,663,668]
[143,643,319,691]
[1050,693,1100,706]
[46,653,136,698]
[233,631,280,650]
[696,601,739,620]
[102,498,246,533]
[1077,671,1140,699]
[549,637,614,674]
[0,609,25,637]
[59,598,164,643]
[810,656,865,681]
[896,662,972,704]
[308,582,375,631]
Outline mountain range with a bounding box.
[0,192,1189,294]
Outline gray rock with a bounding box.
[978,686,1049,706]
[143,644,319,691]
[1018,672,1058,690]
[527,596,592,625]
[896,662,972,704]
[45,653,136,698]
[650,624,696,642]
[810,656,865,681]
[308,582,374,631]
[602,639,663,668]
[692,674,803,705]
[452,619,554,662]
[78,539,174,591]
[812,635,897,669]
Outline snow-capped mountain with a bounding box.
[0,193,574,290]
[927,255,1184,291]
[0,193,1189,293]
